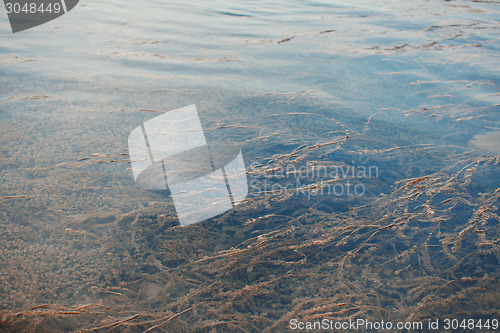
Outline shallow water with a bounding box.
[1,0,499,332]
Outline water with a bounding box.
[1,0,499,331]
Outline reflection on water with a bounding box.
[470,131,500,154]
[0,0,499,331]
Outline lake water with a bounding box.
[1,0,499,331]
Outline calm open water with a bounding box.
[0,0,499,331]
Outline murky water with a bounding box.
[1,0,499,331]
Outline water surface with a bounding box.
[0,0,499,331]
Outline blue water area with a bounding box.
[0,0,499,331]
